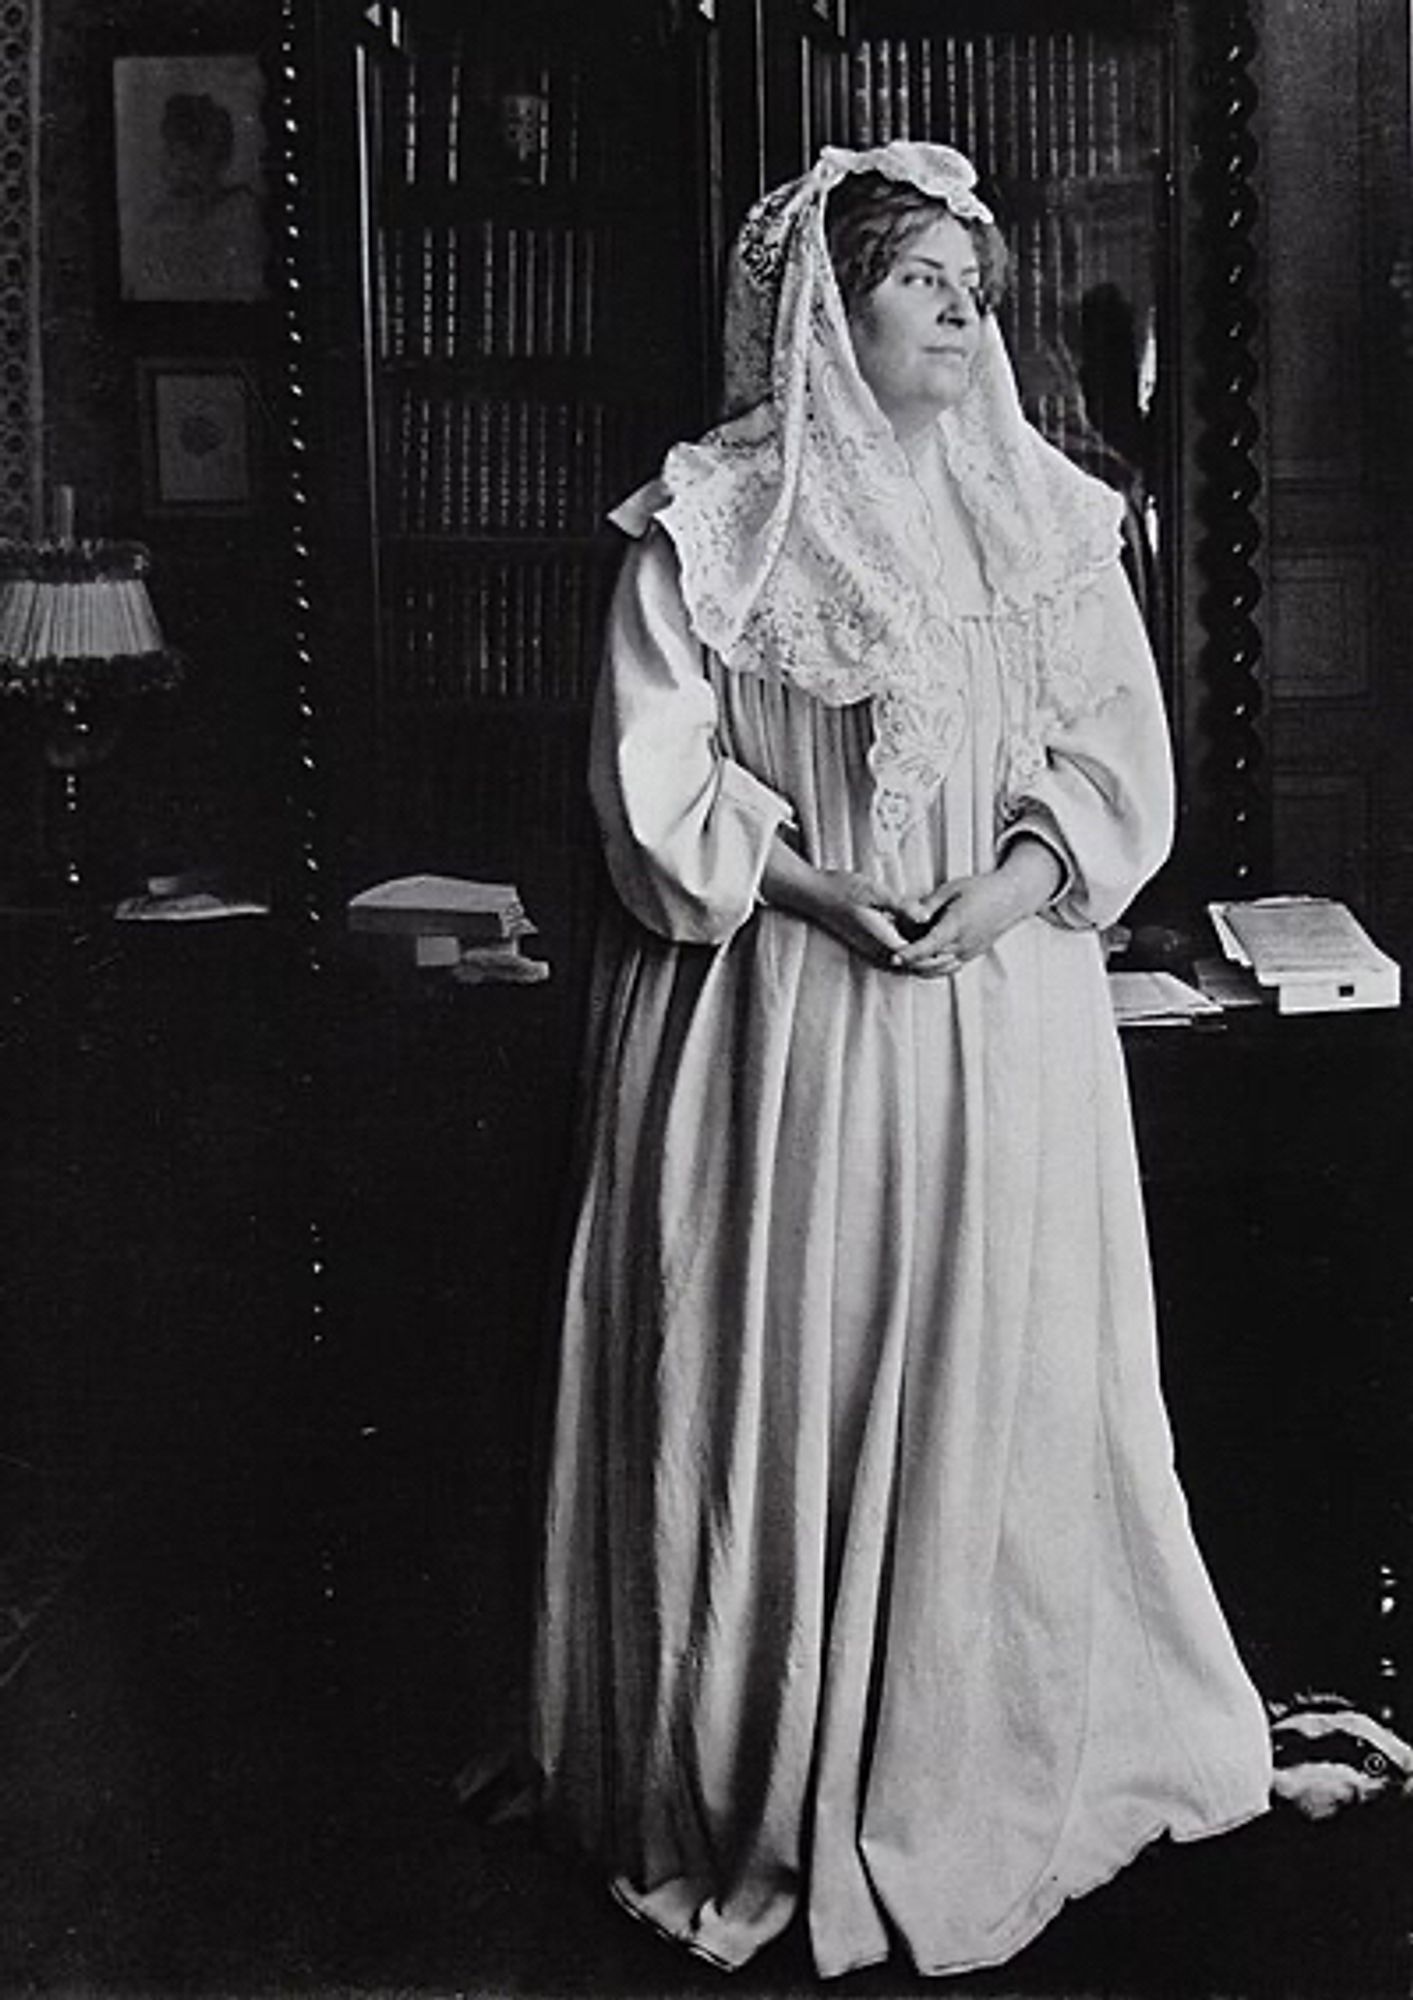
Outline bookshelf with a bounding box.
[301,3,704,892]
[847,24,1170,483]
[788,14,1175,647]
[302,3,1176,883]
[368,21,694,725]
[295,1,1259,953]
[786,0,1267,906]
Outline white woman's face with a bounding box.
[846,213,983,437]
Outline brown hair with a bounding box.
[824,171,1008,316]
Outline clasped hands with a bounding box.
[763,833,1063,978]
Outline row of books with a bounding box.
[380,391,654,539]
[381,37,1155,202]
[377,220,604,363]
[811,35,1160,185]
[382,553,613,706]
[389,54,585,192]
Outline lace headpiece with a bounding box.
[613,141,1126,842]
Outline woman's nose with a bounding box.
[935,280,976,321]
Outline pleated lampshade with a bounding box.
[0,539,184,702]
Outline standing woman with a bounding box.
[531,141,1271,1979]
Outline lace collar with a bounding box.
[611,142,1125,842]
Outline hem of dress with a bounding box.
[608,1874,794,1974]
[825,1794,1273,1983]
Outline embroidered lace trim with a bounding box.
[631,143,1128,843]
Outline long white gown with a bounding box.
[532,438,1272,1979]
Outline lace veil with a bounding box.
[612,141,1127,842]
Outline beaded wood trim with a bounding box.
[0,0,32,538]
[1190,0,1268,896]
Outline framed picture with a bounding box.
[139,361,256,514]
[114,53,271,303]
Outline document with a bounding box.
[1108,970,1223,1027]
[1207,897,1401,1013]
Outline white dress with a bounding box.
[532,439,1271,1979]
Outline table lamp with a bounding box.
[0,512,184,901]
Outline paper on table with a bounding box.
[1209,896,1396,979]
[1207,895,1401,1012]
[114,891,271,921]
[1108,970,1223,1026]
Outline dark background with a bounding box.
[2,1,1411,1993]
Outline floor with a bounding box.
[0,1409,1408,2000]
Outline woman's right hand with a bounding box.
[760,841,910,965]
[805,869,915,963]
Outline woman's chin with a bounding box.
[927,358,972,404]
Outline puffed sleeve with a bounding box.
[997,562,1175,932]
[589,525,795,944]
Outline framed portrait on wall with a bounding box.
[114,53,271,302]
[139,361,256,514]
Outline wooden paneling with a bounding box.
[1261,0,1413,954]
[1263,0,1367,486]
[1270,766,1372,901]
[1268,550,1372,700]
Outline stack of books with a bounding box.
[1207,897,1400,1014]
[346,873,548,984]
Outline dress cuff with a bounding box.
[717,762,795,913]
[719,758,794,832]
[996,810,1074,911]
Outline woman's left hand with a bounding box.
[890,838,1063,978]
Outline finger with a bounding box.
[856,912,911,959]
[888,938,963,974]
[890,925,963,969]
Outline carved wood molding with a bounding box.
[1188,0,1268,895]
[0,0,33,538]
[275,0,324,952]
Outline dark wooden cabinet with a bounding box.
[1123,1005,1413,1718]
[294,1,708,912]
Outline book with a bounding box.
[1208,896,1401,1014]
[352,929,549,983]
[452,938,550,986]
[1191,955,1266,1010]
[347,873,535,942]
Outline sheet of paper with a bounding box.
[1208,897,1397,980]
[1108,970,1223,1026]
[114,892,270,921]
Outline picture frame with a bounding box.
[139,360,257,515]
[114,52,271,303]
